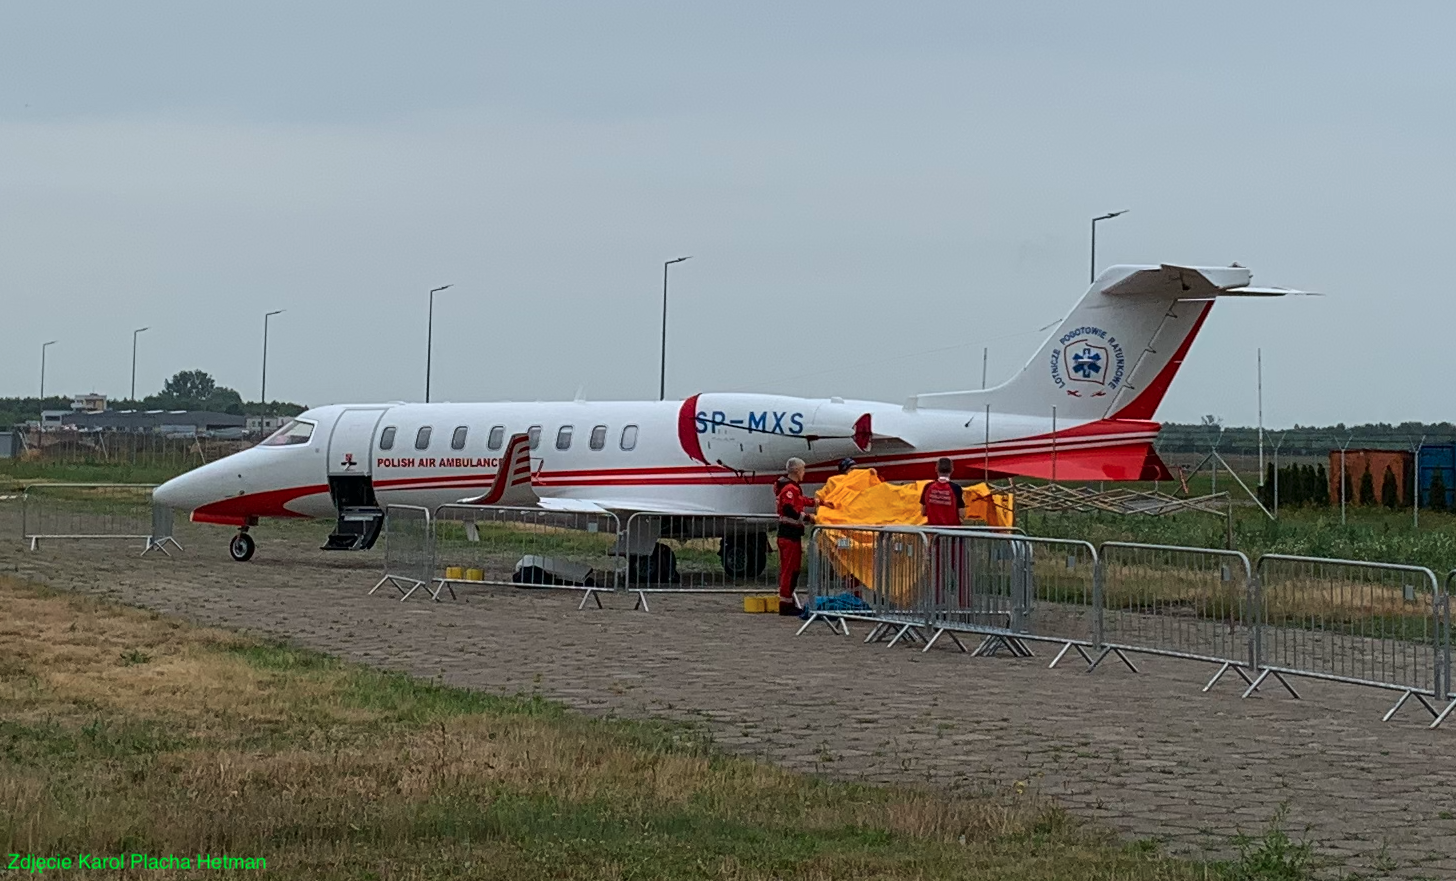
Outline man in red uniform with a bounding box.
[921,457,966,606]
[920,457,965,525]
[774,456,819,616]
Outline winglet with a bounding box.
[457,433,540,506]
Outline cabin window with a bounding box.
[451,426,468,450]
[556,426,573,451]
[378,426,396,451]
[488,425,504,450]
[527,425,541,450]
[415,426,432,450]
[620,424,638,451]
[261,419,315,447]
[589,425,607,451]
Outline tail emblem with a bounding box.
[1050,326,1126,393]
[1070,346,1104,379]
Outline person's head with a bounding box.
[937,457,954,479]
[786,457,806,481]
[837,457,856,475]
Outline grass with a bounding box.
[1027,504,1456,575]
[0,576,1322,880]
[0,460,188,489]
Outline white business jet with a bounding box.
[153,264,1307,569]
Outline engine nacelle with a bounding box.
[678,393,871,473]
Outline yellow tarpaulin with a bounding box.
[814,469,1014,530]
[809,469,1014,600]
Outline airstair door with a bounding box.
[323,407,390,552]
[328,408,388,478]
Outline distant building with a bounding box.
[70,393,107,413]
[59,409,245,435]
[40,410,69,429]
[246,415,287,435]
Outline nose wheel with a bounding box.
[229,530,256,562]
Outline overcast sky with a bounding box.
[2,2,1451,427]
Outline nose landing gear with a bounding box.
[229,529,256,562]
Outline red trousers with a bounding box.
[777,537,802,600]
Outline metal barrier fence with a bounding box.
[359,503,1456,729]
[432,505,623,607]
[801,525,930,642]
[1433,570,1456,729]
[1099,543,1256,690]
[22,483,181,556]
[1253,554,1444,721]
[369,505,434,601]
[924,530,1101,663]
[620,512,782,610]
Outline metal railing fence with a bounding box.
[620,512,781,611]
[1099,543,1256,690]
[1252,554,1444,721]
[801,525,930,642]
[22,483,180,556]
[924,530,1100,662]
[368,505,434,601]
[431,505,623,606]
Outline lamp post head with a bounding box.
[666,256,692,266]
[1093,210,1129,222]
[430,284,453,295]
[265,310,284,319]
[43,340,57,348]
[134,327,149,336]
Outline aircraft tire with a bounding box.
[229,532,256,562]
[719,533,768,578]
[634,542,678,584]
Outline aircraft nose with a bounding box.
[152,470,206,511]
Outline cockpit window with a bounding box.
[260,419,315,447]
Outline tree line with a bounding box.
[1256,463,1331,509]
[1256,460,1453,510]
[1160,421,1456,456]
[0,370,306,426]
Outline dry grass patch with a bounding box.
[0,575,1308,880]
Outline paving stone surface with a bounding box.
[4,510,1454,878]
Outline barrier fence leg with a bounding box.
[922,628,967,654]
[1048,641,1094,670]
[1431,698,1456,729]
[1087,647,1139,674]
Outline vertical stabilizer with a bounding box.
[914,264,1300,421]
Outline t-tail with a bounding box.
[915,264,1309,422]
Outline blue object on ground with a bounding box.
[799,593,873,619]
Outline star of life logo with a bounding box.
[1049,326,1126,398]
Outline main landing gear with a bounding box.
[229,528,256,562]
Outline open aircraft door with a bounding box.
[323,406,390,550]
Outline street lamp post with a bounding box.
[1090,210,1129,283]
[425,284,453,403]
[40,340,58,399]
[660,256,691,401]
[131,327,149,401]
[261,310,284,409]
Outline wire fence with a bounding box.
[432,505,623,606]
[1099,543,1256,689]
[21,483,180,555]
[1253,554,1443,720]
[368,505,434,601]
[620,512,782,610]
